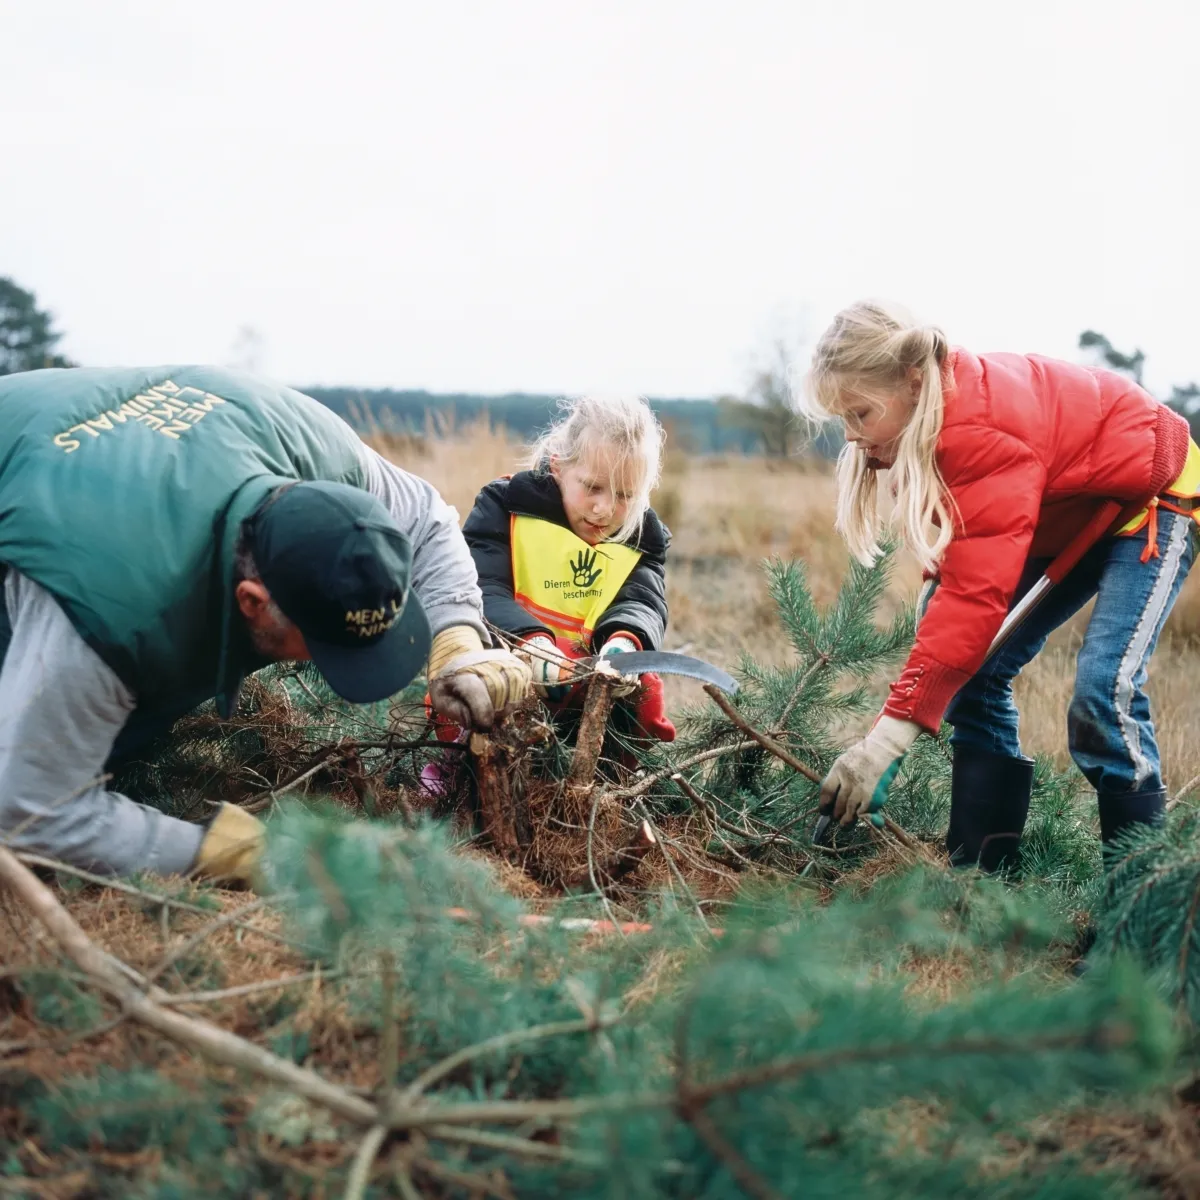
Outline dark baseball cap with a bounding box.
[248,481,431,703]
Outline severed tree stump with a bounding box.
[564,673,619,819]
[469,729,532,862]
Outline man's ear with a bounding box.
[235,579,271,622]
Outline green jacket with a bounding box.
[0,366,366,718]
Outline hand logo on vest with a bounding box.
[570,548,603,589]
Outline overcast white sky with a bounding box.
[3,1,1197,398]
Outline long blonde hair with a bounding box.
[527,393,665,544]
[797,300,953,573]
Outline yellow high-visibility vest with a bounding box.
[509,514,642,645]
[1118,438,1200,535]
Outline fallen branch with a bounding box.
[12,851,309,952]
[0,843,378,1127]
[1168,771,1200,812]
[603,739,760,802]
[343,1124,389,1200]
[702,685,923,854]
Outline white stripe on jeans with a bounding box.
[1114,513,1191,787]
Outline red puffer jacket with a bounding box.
[882,348,1191,733]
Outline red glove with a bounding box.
[424,691,466,743]
[632,672,676,742]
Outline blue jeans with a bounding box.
[937,510,1197,794]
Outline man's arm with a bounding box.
[0,570,205,877]
[357,445,487,640]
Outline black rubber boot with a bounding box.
[1072,787,1166,977]
[945,746,1035,872]
[1097,786,1167,863]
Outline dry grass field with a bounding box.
[374,419,1200,802]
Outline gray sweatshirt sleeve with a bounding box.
[0,570,205,877]
[357,444,487,641]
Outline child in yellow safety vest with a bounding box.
[461,393,675,746]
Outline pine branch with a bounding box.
[0,842,379,1127]
[702,685,924,854]
[343,1124,389,1200]
[12,851,310,953]
[400,1015,620,1102]
[603,739,760,801]
[688,1105,785,1200]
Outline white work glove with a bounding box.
[518,634,576,701]
[596,633,641,698]
[427,625,532,732]
[820,715,922,827]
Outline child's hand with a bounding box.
[518,634,575,701]
[598,634,641,697]
[819,715,921,826]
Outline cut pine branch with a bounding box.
[702,684,924,854]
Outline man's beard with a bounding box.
[248,601,297,660]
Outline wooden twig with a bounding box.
[686,1105,785,1200]
[423,1123,604,1166]
[702,685,923,853]
[11,851,310,953]
[0,843,378,1127]
[391,1158,422,1200]
[567,819,657,893]
[401,1015,616,1102]
[634,802,714,936]
[244,745,346,814]
[343,1124,389,1200]
[412,1152,514,1200]
[1168,771,1200,812]
[585,787,629,936]
[147,896,272,984]
[603,739,760,802]
[162,969,353,1007]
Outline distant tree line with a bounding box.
[304,386,768,455]
[5,274,1196,452]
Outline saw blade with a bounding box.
[577,651,739,694]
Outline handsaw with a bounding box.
[812,496,1145,846]
[573,650,739,695]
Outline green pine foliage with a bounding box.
[255,812,1176,1198]
[31,1068,229,1158]
[1092,808,1200,1028]
[14,549,1197,1195]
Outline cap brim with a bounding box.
[305,590,432,705]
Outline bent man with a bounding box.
[0,366,530,885]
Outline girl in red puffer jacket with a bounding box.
[798,300,1198,870]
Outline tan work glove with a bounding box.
[193,803,266,887]
[518,634,576,700]
[819,715,922,827]
[427,625,532,731]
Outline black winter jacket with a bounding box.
[462,469,670,650]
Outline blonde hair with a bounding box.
[528,394,664,545]
[796,300,953,573]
